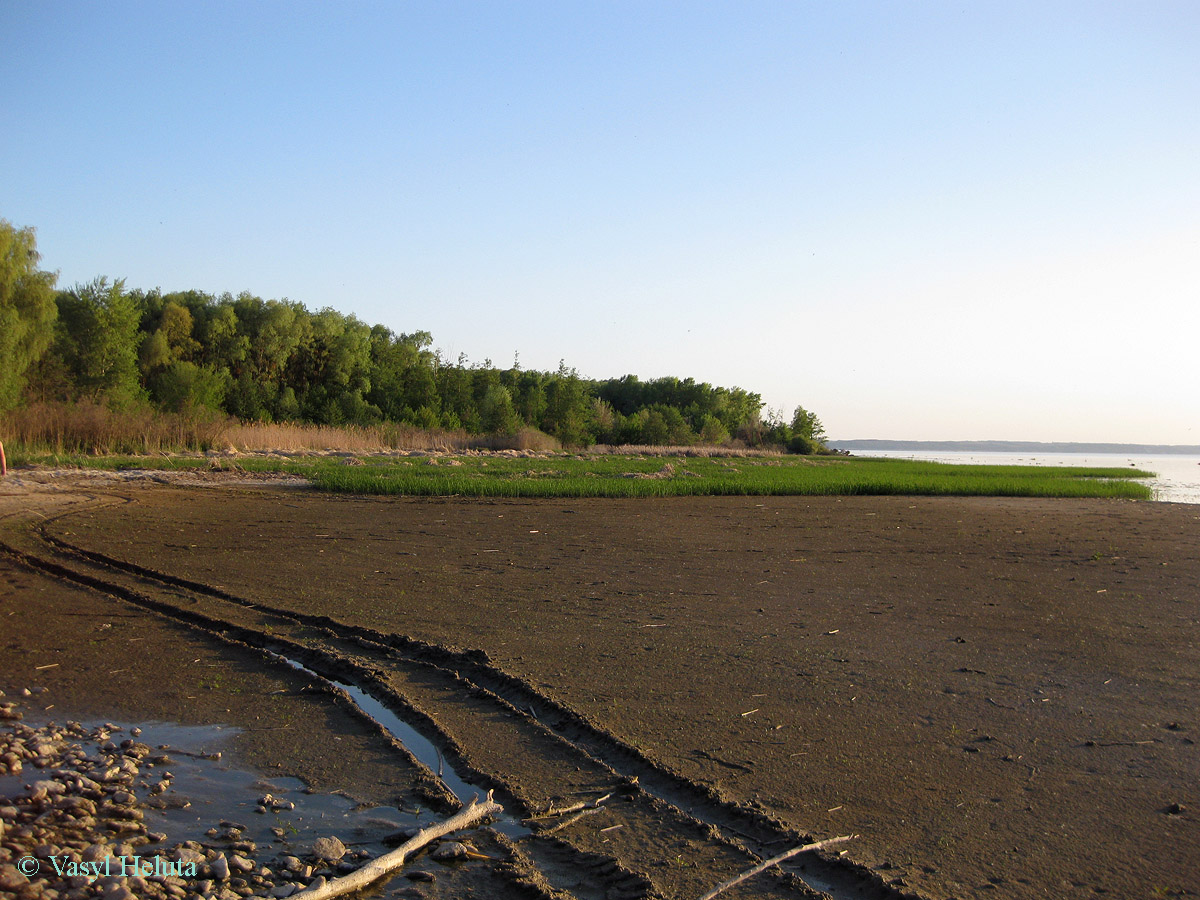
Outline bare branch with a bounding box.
[698,834,856,900]
[292,793,503,900]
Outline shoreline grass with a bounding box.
[9,451,1154,500]
[308,455,1155,499]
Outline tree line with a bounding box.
[2,220,826,451]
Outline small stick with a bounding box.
[525,792,612,822]
[0,439,6,477]
[697,835,856,900]
[540,806,605,835]
[526,800,586,821]
[1096,739,1160,747]
[293,793,502,900]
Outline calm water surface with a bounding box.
[860,450,1200,504]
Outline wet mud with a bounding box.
[1,470,1197,899]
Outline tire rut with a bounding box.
[4,498,907,900]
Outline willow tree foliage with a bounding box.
[0,221,58,410]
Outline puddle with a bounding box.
[270,653,529,838]
[0,718,420,858]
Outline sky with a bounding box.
[2,1,1198,444]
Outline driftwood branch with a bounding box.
[293,792,503,900]
[697,834,856,900]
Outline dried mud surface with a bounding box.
[1,468,1197,899]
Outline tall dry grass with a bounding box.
[222,422,562,454]
[224,421,467,453]
[586,443,783,458]
[0,402,567,457]
[2,402,230,455]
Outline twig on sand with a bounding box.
[526,792,612,822]
[292,792,503,900]
[697,834,856,900]
[540,806,606,834]
[527,792,613,834]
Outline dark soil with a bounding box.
[1,470,1197,899]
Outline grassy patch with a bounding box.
[12,452,1154,499]
[309,455,1154,499]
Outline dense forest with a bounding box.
[1,220,826,452]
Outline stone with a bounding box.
[0,865,28,892]
[431,841,470,861]
[82,842,112,862]
[310,836,345,862]
[171,847,206,866]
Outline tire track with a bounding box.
[4,496,906,900]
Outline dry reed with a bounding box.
[586,443,783,458]
[1,401,229,455]
[223,422,562,454]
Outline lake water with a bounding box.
[853,450,1200,505]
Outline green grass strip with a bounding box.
[308,456,1155,500]
[13,452,1154,500]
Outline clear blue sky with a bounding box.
[3,2,1197,443]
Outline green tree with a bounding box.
[788,405,826,454]
[480,383,521,435]
[698,414,730,445]
[225,294,308,420]
[0,221,58,410]
[288,308,375,423]
[53,278,145,405]
[153,361,231,413]
[543,363,594,446]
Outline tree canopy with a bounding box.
[0,221,58,409]
[2,220,826,451]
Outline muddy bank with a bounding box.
[1,471,1197,899]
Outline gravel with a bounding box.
[0,697,382,900]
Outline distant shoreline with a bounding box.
[830,440,1200,455]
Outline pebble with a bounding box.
[0,702,361,900]
[432,840,471,860]
[0,695,489,900]
[311,835,347,862]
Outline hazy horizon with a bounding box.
[830,438,1200,449]
[3,3,1197,445]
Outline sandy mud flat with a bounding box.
[1,468,1196,900]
